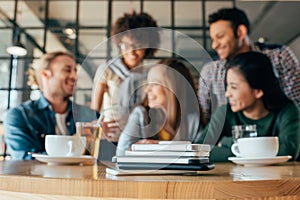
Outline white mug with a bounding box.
[45,135,86,157]
[231,137,279,158]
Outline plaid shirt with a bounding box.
[198,42,300,123]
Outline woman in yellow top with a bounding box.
[115,58,205,156]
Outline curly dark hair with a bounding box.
[208,7,250,37]
[111,11,160,58]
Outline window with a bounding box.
[0,0,235,122]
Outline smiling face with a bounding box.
[145,66,168,109]
[225,68,263,113]
[45,55,77,98]
[209,20,242,60]
[119,35,146,69]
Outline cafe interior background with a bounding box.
[0,0,300,157]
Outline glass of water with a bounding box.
[76,122,101,159]
[232,124,257,143]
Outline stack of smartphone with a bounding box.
[114,141,215,171]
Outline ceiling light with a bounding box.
[7,28,27,57]
[258,37,266,43]
[67,33,76,40]
[63,28,76,39]
[6,40,27,56]
[64,28,74,35]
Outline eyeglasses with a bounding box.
[118,42,144,51]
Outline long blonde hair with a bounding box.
[27,51,75,90]
[155,58,197,132]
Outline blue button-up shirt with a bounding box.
[4,94,98,160]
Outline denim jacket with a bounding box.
[4,94,98,160]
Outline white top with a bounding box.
[55,112,68,135]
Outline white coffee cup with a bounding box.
[231,137,279,158]
[45,135,86,157]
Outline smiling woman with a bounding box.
[91,11,160,113]
[115,58,203,156]
[197,51,300,162]
[91,12,160,146]
[225,67,264,115]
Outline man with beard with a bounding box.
[4,51,97,160]
[198,7,300,125]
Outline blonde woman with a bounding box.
[115,58,204,156]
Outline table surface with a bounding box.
[0,160,300,199]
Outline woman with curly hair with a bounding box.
[91,11,160,117]
[91,12,160,161]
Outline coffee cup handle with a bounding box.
[231,143,242,157]
[67,140,75,156]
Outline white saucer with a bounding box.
[228,155,292,166]
[32,154,95,165]
[106,167,198,176]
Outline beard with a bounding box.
[227,38,247,61]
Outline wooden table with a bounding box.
[0,160,299,199]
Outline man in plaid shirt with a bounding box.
[199,7,300,124]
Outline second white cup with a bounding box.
[231,136,279,158]
[45,135,86,157]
